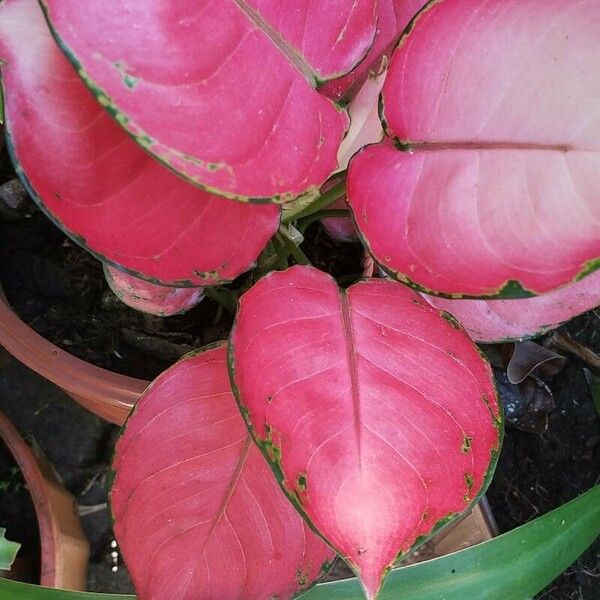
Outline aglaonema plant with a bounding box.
[1,0,599,599]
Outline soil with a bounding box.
[487,314,600,599]
[0,147,598,597]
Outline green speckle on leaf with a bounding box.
[297,473,307,491]
[481,393,503,431]
[136,133,153,148]
[464,472,474,491]
[461,435,473,453]
[112,61,138,90]
[262,425,282,463]
[123,73,138,89]
[464,472,475,503]
[496,279,536,299]
[193,269,220,282]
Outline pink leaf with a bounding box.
[229,266,501,599]
[245,0,378,81]
[425,270,600,343]
[39,0,367,202]
[111,343,334,600]
[324,67,389,243]
[0,0,280,286]
[322,196,358,242]
[104,265,204,316]
[347,0,600,297]
[320,0,429,101]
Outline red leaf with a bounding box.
[111,343,334,600]
[320,0,429,101]
[322,196,358,242]
[39,0,366,202]
[347,0,600,297]
[104,265,204,316]
[245,0,378,81]
[0,0,280,286]
[230,266,501,599]
[424,270,600,343]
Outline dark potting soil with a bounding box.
[487,312,600,600]
[0,150,598,596]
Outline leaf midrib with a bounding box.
[233,0,317,85]
[338,290,363,470]
[202,435,254,552]
[401,140,598,152]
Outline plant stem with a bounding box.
[204,287,238,315]
[270,235,290,270]
[282,180,346,223]
[276,228,311,266]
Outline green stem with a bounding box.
[276,229,311,266]
[282,180,346,223]
[203,287,238,315]
[270,235,290,270]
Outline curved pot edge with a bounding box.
[0,410,89,590]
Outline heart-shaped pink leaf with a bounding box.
[39,0,365,202]
[104,265,204,316]
[347,0,600,298]
[425,270,600,344]
[229,266,501,599]
[111,343,334,600]
[320,0,429,101]
[0,0,280,286]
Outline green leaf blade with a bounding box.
[0,528,20,572]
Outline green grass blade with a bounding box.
[0,486,598,600]
[0,528,20,571]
